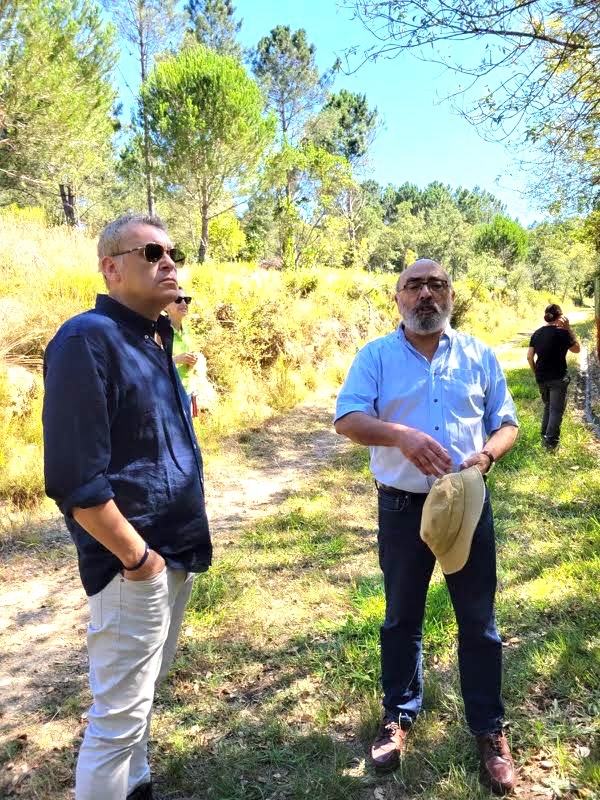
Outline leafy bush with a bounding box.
[284,270,319,297]
[0,211,582,513]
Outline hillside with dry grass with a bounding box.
[0,211,588,523]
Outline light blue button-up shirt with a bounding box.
[335,325,518,493]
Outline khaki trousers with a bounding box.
[75,567,194,800]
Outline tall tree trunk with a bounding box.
[139,22,154,216]
[281,172,295,269]
[142,111,155,216]
[346,188,357,267]
[198,197,209,262]
[595,276,600,359]
[59,184,76,226]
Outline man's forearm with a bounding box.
[335,411,405,447]
[485,423,519,461]
[73,500,146,568]
[334,411,453,476]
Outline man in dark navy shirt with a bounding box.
[43,213,212,800]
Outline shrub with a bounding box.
[284,270,319,297]
[0,211,576,515]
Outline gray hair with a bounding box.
[97,213,166,259]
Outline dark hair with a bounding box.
[544,303,562,323]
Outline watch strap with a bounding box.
[481,449,495,471]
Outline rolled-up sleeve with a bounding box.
[43,334,114,516]
[483,349,519,435]
[334,346,379,423]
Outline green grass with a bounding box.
[146,339,600,800]
[2,309,598,799]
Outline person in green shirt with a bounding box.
[165,287,198,401]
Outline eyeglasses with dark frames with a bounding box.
[400,278,449,295]
[174,296,192,305]
[111,242,186,264]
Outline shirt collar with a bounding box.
[397,321,454,344]
[95,294,172,340]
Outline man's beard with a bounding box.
[401,299,453,334]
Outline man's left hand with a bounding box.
[460,452,491,474]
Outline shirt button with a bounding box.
[144,335,150,340]
[434,426,439,431]
[434,399,438,403]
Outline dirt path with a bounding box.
[1,315,596,796]
[204,387,349,536]
[0,386,348,784]
[1,312,595,746]
[493,308,591,368]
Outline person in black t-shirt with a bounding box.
[527,304,580,450]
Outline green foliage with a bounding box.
[310,89,378,164]
[528,219,599,300]
[185,0,242,59]
[189,559,238,617]
[354,180,511,276]
[252,25,324,141]
[349,0,600,211]
[284,270,319,297]
[474,215,529,269]
[105,0,182,217]
[0,365,44,507]
[144,46,274,183]
[142,45,276,260]
[453,186,506,225]
[266,356,306,411]
[239,194,279,260]
[416,192,472,278]
[261,140,353,268]
[208,211,246,262]
[0,0,118,220]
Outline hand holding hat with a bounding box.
[419,466,485,574]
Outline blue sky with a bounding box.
[115,0,541,225]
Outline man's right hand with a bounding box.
[123,548,166,582]
[396,428,452,477]
[174,352,198,366]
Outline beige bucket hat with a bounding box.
[420,465,486,574]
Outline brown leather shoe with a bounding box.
[371,719,408,773]
[476,731,515,795]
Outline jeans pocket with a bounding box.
[121,565,168,589]
[88,589,103,632]
[378,490,410,513]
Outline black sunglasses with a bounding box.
[112,242,186,264]
[174,296,192,305]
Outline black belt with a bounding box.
[375,480,427,498]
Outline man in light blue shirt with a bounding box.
[335,259,518,795]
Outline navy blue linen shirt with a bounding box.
[43,294,212,595]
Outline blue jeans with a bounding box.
[377,486,504,734]
[538,376,569,447]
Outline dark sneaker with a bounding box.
[476,731,516,795]
[127,782,153,800]
[370,718,408,773]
